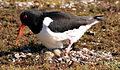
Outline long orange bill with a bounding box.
[16,24,25,44]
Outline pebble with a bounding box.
[45,51,54,58]
[53,49,62,57]
[0,22,2,26]
[86,31,95,36]
[11,47,114,64]
[26,53,32,56]
[72,8,77,11]
[20,52,27,58]
[14,53,20,59]
[0,0,88,9]
[34,55,40,61]
[81,0,95,4]
[115,1,119,4]
[82,48,89,53]
[57,58,63,62]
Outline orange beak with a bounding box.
[16,24,25,44]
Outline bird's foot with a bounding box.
[63,39,73,56]
[63,47,72,56]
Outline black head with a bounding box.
[20,9,44,34]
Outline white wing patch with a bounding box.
[64,21,99,42]
[37,20,99,49]
[43,17,53,26]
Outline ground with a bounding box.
[0,0,120,70]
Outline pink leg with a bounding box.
[64,40,73,56]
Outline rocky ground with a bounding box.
[0,0,120,70]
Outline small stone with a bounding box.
[27,53,32,56]
[53,49,61,57]
[86,31,95,36]
[71,57,78,62]
[57,58,63,62]
[34,55,40,61]
[45,51,54,58]
[22,2,27,5]
[82,48,89,53]
[20,53,26,58]
[34,2,40,7]
[0,22,2,26]
[27,1,34,6]
[115,1,119,4]
[26,4,31,8]
[81,0,95,4]
[68,60,73,65]
[0,6,3,9]
[81,43,87,45]
[12,58,16,62]
[63,55,70,63]
[18,3,23,7]
[72,8,77,11]
[49,4,55,8]
[35,2,39,5]
[47,57,53,63]
[14,53,20,59]
[36,55,40,58]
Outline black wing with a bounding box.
[43,11,106,32]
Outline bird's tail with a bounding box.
[94,16,108,21]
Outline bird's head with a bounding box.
[16,9,44,43]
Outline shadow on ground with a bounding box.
[0,41,47,57]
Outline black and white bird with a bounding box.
[16,9,107,55]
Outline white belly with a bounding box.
[37,26,64,49]
[37,17,99,49]
[64,21,99,43]
[37,23,93,49]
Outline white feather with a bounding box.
[64,21,99,42]
[43,17,53,26]
[37,17,99,49]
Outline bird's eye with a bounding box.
[24,15,28,19]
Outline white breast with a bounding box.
[37,17,99,49]
[37,17,66,49]
[37,26,64,49]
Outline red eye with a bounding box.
[24,15,28,19]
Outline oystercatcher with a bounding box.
[16,9,107,55]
